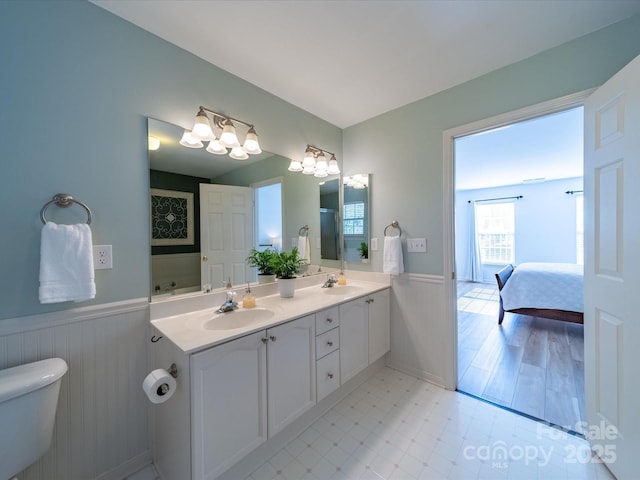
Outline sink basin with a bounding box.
[322,285,364,296]
[202,308,275,331]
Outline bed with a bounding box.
[495,262,584,325]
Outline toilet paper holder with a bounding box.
[167,363,178,379]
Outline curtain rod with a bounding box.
[565,190,584,195]
[467,195,523,204]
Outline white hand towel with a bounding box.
[39,221,96,304]
[297,235,311,264]
[383,236,404,276]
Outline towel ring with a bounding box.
[40,193,92,225]
[298,225,309,236]
[384,220,401,237]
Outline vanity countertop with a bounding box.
[151,279,390,354]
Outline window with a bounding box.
[344,201,365,236]
[576,194,584,265]
[475,201,515,264]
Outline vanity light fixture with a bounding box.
[183,106,262,159]
[345,174,368,189]
[289,144,340,177]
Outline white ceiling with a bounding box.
[91,0,640,129]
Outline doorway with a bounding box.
[447,97,588,432]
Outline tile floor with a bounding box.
[130,367,613,480]
[245,367,612,480]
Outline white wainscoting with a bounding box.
[386,273,453,388]
[0,298,151,480]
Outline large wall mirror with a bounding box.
[148,118,341,298]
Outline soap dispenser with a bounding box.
[242,283,256,309]
[337,271,347,285]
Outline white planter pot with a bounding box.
[277,278,296,298]
[258,274,276,284]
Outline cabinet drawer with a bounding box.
[316,350,340,401]
[315,327,339,359]
[315,306,339,335]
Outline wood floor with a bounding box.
[457,281,585,433]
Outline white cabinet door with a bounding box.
[340,298,368,383]
[368,289,391,363]
[191,331,267,480]
[267,314,316,437]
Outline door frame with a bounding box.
[441,88,595,390]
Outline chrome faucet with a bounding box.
[322,274,337,288]
[216,290,238,313]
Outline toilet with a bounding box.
[0,357,68,480]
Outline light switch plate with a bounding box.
[370,238,378,251]
[407,238,427,253]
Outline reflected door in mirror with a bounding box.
[200,184,253,288]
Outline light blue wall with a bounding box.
[343,15,640,276]
[455,177,583,283]
[0,1,341,320]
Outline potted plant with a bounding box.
[246,248,277,284]
[357,242,369,262]
[273,247,305,297]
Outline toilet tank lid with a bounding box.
[0,358,68,403]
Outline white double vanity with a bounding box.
[149,272,391,480]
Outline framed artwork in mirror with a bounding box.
[150,188,194,246]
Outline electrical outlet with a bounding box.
[407,238,427,253]
[370,237,378,251]
[93,245,113,269]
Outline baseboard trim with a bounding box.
[94,450,152,480]
[385,358,447,389]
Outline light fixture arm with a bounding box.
[199,106,254,130]
[306,144,336,158]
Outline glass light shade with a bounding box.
[288,159,303,172]
[179,130,204,148]
[302,148,316,167]
[229,146,249,160]
[327,157,340,174]
[192,111,215,141]
[148,136,160,151]
[315,152,327,171]
[302,165,316,175]
[206,139,228,154]
[219,120,240,148]
[314,169,328,178]
[243,127,262,154]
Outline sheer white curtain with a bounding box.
[467,201,482,282]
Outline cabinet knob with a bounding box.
[202,255,208,262]
[327,373,334,379]
[326,318,333,323]
[261,338,268,344]
[327,341,333,347]
[270,335,277,342]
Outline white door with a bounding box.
[340,298,368,383]
[584,54,640,478]
[267,314,316,437]
[200,184,253,288]
[191,331,267,480]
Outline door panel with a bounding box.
[584,54,640,479]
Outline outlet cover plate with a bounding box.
[407,238,427,253]
[93,245,113,269]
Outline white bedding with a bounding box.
[500,262,584,313]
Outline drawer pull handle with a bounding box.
[261,338,268,344]
[326,318,333,323]
[270,335,277,342]
[327,341,333,347]
[327,373,334,379]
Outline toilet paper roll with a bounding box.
[142,368,176,404]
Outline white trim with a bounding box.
[0,298,149,336]
[442,89,595,391]
[393,273,444,285]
